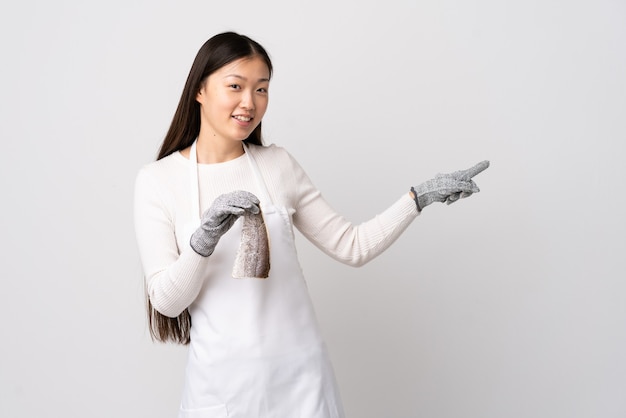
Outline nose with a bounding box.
[240,90,255,111]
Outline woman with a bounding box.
[134,31,488,418]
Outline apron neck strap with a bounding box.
[189,140,201,223]
[243,143,273,207]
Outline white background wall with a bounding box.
[1,1,625,417]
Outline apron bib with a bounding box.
[178,141,345,418]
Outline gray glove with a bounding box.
[190,190,260,257]
[411,160,490,211]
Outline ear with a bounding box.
[196,87,203,103]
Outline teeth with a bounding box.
[234,115,251,122]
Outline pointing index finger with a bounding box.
[461,160,490,180]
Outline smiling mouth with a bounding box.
[233,115,252,122]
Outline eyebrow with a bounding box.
[224,74,270,83]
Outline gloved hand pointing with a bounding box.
[190,190,260,257]
[410,160,490,211]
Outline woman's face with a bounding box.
[196,56,270,144]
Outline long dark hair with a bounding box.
[147,32,273,345]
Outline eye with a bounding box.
[257,87,268,93]
[229,84,241,90]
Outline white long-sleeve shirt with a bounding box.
[134,143,419,317]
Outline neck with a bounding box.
[195,135,245,164]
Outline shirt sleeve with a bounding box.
[287,152,420,267]
[133,167,209,317]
